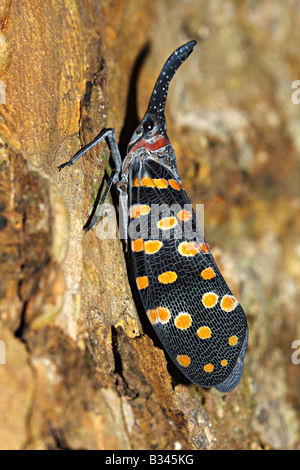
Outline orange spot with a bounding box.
[147,306,171,324]
[169,179,181,191]
[157,216,178,230]
[220,295,238,312]
[141,176,156,187]
[140,205,151,216]
[202,292,218,308]
[228,335,238,346]
[157,271,177,284]
[133,177,139,187]
[144,240,163,254]
[197,326,211,339]
[153,178,168,189]
[136,276,149,290]
[177,355,191,367]
[200,267,216,280]
[174,312,192,330]
[146,309,158,325]
[221,359,228,367]
[158,271,178,284]
[131,238,144,252]
[176,209,193,222]
[178,241,199,257]
[199,243,209,254]
[204,363,214,373]
[130,204,151,218]
[156,306,171,323]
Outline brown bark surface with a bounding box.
[0,0,299,450]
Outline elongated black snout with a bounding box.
[128,40,197,151]
[145,40,197,127]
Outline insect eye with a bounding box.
[143,118,154,132]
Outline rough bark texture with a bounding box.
[0,0,300,450]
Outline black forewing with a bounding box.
[129,154,248,388]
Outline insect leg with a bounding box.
[117,184,128,243]
[86,174,129,246]
[58,128,122,173]
[58,128,125,232]
[85,169,119,232]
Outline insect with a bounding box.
[59,41,248,392]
